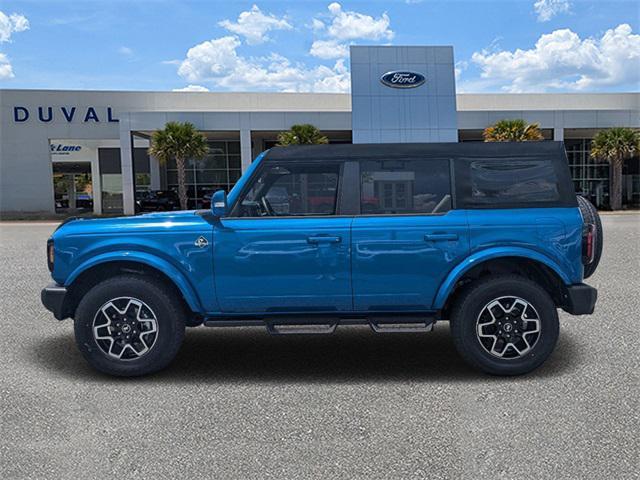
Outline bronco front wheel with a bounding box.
[450,276,559,376]
[74,275,186,376]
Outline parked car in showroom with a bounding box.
[42,142,601,377]
[135,189,179,212]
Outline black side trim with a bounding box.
[41,283,69,320]
[338,161,360,215]
[562,283,597,315]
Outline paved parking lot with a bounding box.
[1,215,638,479]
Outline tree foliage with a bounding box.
[483,119,544,142]
[148,122,209,210]
[590,128,640,167]
[277,124,329,146]
[590,127,640,210]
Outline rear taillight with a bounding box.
[582,224,595,265]
[47,239,54,272]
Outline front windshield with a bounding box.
[226,151,267,209]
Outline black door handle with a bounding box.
[424,233,458,241]
[307,235,342,244]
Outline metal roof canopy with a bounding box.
[265,141,566,161]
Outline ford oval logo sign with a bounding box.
[380,71,426,89]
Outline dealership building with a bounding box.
[1,45,639,216]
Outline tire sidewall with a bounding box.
[74,276,185,376]
[577,195,603,279]
[452,277,559,375]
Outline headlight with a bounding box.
[47,239,54,272]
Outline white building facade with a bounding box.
[1,46,638,215]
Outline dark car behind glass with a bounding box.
[136,190,179,212]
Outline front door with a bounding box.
[352,157,469,312]
[213,161,352,314]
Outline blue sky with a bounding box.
[0,0,638,93]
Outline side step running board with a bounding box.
[266,322,337,335]
[369,318,435,333]
[203,316,436,334]
[203,318,339,334]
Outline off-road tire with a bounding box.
[74,275,185,376]
[576,195,603,279]
[450,275,559,376]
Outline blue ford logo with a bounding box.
[380,71,426,89]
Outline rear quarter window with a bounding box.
[454,156,574,208]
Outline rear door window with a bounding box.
[359,159,451,215]
[469,159,560,205]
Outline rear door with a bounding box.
[351,157,469,312]
[213,160,353,314]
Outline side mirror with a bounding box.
[211,190,227,217]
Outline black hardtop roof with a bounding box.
[265,141,566,161]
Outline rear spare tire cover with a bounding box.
[576,195,603,279]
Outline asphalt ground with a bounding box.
[1,215,638,479]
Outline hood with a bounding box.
[53,210,211,238]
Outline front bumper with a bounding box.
[41,283,70,320]
[562,283,597,315]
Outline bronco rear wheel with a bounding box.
[74,275,185,376]
[450,275,559,376]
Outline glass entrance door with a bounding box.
[52,162,93,214]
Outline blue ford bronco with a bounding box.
[42,142,601,377]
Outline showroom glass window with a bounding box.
[565,139,610,208]
[359,158,451,214]
[166,140,241,208]
[235,163,340,217]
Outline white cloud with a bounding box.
[322,2,393,41]
[0,11,29,43]
[533,0,570,22]
[178,36,243,82]
[0,52,14,79]
[0,11,28,79]
[308,3,394,60]
[173,84,210,92]
[454,60,468,81]
[311,18,325,32]
[471,24,640,92]
[219,4,292,45]
[309,39,349,60]
[177,35,350,92]
[118,46,133,56]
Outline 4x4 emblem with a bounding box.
[195,236,209,248]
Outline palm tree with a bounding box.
[483,119,544,142]
[590,127,640,210]
[277,124,329,146]
[148,121,209,211]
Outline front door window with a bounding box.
[235,163,340,217]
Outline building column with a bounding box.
[240,129,252,173]
[69,177,77,210]
[120,118,136,215]
[91,151,102,215]
[554,127,564,141]
[149,155,161,190]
